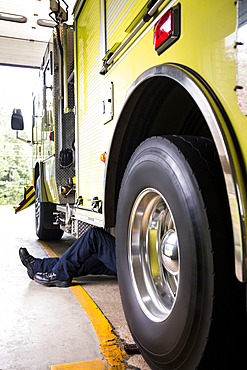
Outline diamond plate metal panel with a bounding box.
[53,26,75,204]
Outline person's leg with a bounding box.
[52,228,116,280]
[34,257,59,274]
[75,254,117,277]
[34,252,116,276]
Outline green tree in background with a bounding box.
[0,107,31,205]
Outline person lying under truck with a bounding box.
[19,228,117,287]
[19,227,141,355]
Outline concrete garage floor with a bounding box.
[0,205,151,370]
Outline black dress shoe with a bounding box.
[34,271,71,287]
[19,248,36,280]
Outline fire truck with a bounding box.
[11,0,247,369]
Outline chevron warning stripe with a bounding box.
[14,185,35,214]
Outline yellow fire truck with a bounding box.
[11,0,247,368]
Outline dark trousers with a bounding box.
[34,228,117,280]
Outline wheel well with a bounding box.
[104,75,212,228]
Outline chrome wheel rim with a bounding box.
[128,188,180,322]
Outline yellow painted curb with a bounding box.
[50,359,108,370]
[70,285,128,369]
[38,240,130,370]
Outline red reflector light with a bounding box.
[153,4,180,55]
[153,11,172,50]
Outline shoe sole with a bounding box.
[34,276,71,288]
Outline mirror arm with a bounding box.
[16,131,32,144]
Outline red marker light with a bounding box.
[49,131,54,141]
[153,4,180,55]
[153,11,172,50]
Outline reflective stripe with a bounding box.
[14,186,35,214]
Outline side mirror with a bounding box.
[11,109,24,130]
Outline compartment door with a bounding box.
[76,0,102,208]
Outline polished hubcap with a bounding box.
[128,189,180,322]
[161,230,179,276]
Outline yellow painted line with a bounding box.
[37,240,131,370]
[70,285,129,369]
[38,239,59,258]
[50,359,108,370]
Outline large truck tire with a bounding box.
[35,177,64,240]
[116,136,246,369]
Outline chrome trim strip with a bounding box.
[117,63,247,282]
